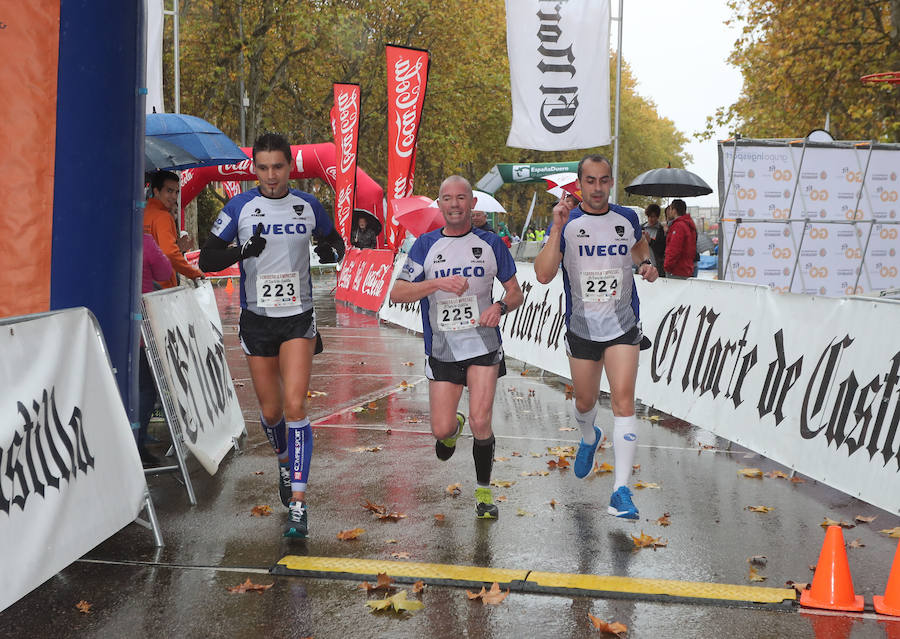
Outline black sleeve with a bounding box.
[198,233,242,272]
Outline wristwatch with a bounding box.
[497,300,508,315]
[639,259,652,267]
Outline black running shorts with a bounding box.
[564,326,646,361]
[239,308,323,357]
[426,350,506,386]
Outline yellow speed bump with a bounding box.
[525,571,796,605]
[274,556,796,607]
[275,555,528,589]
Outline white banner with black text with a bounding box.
[380,263,900,513]
[0,308,146,613]
[505,0,611,151]
[142,283,245,474]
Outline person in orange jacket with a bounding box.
[144,170,204,287]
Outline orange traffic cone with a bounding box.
[225,277,234,295]
[875,539,900,617]
[800,525,864,612]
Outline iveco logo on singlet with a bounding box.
[435,266,485,277]
[258,223,308,235]
[578,244,628,256]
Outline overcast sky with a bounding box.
[616,0,744,208]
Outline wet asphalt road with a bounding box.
[2,272,900,638]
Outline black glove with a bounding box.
[241,224,266,259]
[314,243,337,264]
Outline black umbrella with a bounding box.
[352,209,383,236]
[144,136,199,171]
[624,168,712,198]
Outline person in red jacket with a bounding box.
[144,170,204,287]
[663,199,697,278]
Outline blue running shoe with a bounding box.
[573,425,603,478]
[608,486,639,519]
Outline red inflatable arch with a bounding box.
[179,143,385,248]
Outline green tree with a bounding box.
[705,0,900,142]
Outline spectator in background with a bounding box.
[144,170,204,287]
[663,199,697,279]
[471,209,495,233]
[137,233,173,466]
[526,229,537,242]
[641,203,666,277]
[497,221,513,248]
[351,215,378,249]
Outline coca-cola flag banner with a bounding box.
[331,83,361,245]
[335,248,396,312]
[385,45,430,248]
[222,180,241,199]
[505,0,611,151]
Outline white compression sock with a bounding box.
[573,402,599,445]
[613,415,638,489]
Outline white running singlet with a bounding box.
[398,228,516,361]
[211,187,335,317]
[557,203,642,341]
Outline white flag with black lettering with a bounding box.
[506,0,611,151]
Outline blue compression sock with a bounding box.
[288,418,313,493]
[260,414,288,463]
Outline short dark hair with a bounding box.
[252,132,292,165]
[671,199,687,216]
[577,154,612,180]
[645,203,661,217]
[150,170,179,193]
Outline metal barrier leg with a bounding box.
[133,487,165,547]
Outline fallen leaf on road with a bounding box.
[748,567,767,582]
[786,580,809,594]
[351,445,384,453]
[698,443,716,450]
[496,495,507,502]
[517,509,535,517]
[848,538,865,548]
[413,580,426,593]
[406,417,421,423]
[766,470,789,479]
[250,505,273,517]
[491,480,515,488]
[227,578,274,594]
[360,573,395,592]
[855,515,877,524]
[399,381,409,389]
[564,384,575,400]
[385,539,398,544]
[494,456,510,462]
[632,464,641,471]
[530,452,542,458]
[548,456,570,470]
[75,600,92,614]
[880,527,900,538]
[521,470,550,477]
[467,582,509,605]
[634,481,659,489]
[594,462,614,474]
[549,499,557,509]
[337,528,365,540]
[434,514,445,521]
[447,483,461,496]
[511,452,522,457]
[403,361,415,366]
[646,415,661,422]
[789,476,806,483]
[306,390,327,398]
[368,402,378,409]
[631,531,667,549]
[547,445,576,458]
[391,552,411,559]
[746,505,774,513]
[588,613,628,636]
[520,369,531,376]
[351,406,366,413]
[366,590,424,613]
[747,555,767,566]
[655,513,671,526]
[599,440,612,449]
[738,468,763,478]
[559,426,576,431]
[820,518,855,529]
[253,470,264,475]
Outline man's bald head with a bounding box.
[439,175,473,199]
